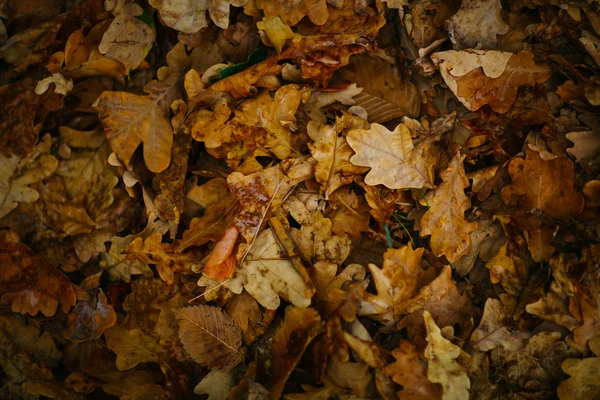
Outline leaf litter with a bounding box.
[0,0,599,399]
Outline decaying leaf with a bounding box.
[445,0,509,50]
[99,14,154,70]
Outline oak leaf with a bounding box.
[424,311,470,400]
[347,122,438,190]
[0,241,76,317]
[0,134,58,219]
[104,324,169,370]
[445,0,509,50]
[255,0,329,26]
[420,152,478,263]
[470,299,530,352]
[385,340,442,400]
[126,233,202,284]
[149,0,247,32]
[432,50,552,113]
[501,149,584,221]
[65,289,117,342]
[94,74,180,173]
[557,337,600,400]
[225,228,315,310]
[227,157,314,243]
[269,306,323,400]
[100,235,154,282]
[307,114,369,199]
[174,305,244,369]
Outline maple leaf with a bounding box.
[419,152,478,263]
[223,228,315,310]
[445,0,509,49]
[307,114,369,199]
[126,233,202,284]
[347,122,438,190]
[501,148,585,221]
[0,134,58,219]
[432,50,552,113]
[424,311,470,400]
[99,13,154,70]
[269,306,323,399]
[470,299,530,352]
[0,239,76,317]
[385,340,442,400]
[93,74,180,173]
[174,305,244,369]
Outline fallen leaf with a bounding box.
[557,337,600,400]
[432,50,552,113]
[150,0,248,32]
[269,306,322,400]
[0,240,76,317]
[470,298,530,352]
[347,122,439,190]
[65,289,117,342]
[255,0,329,26]
[175,305,244,369]
[420,152,478,263]
[94,74,180,173]
[424,311,470,400]
[99,14,154,70]
[104,324,169,371]
[501,149,585,221]
[445,0,509,50]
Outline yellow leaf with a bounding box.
[423,311,470,400]
[104,324,168,371]
[558,337,600,400]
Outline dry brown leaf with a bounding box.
[470,298,530,352]
[94,74,180,173]
[420,152,478,263]
[0,134,58,219]
[424,311,470,400]
[64,289,116,342]
[385,340,442,400]
[104,323,169,370]
[255,0,329,26]
[150,0,247,32]
[307,114,369,199]
[557,337,600,400]
[501,149,584,221]
[126,233,202,284]
[432,50,552,113]
[269,306,322,400]
[445,0,509,50]
[223,228,315,309]
[99,14,154,70]
[347,122,439,190]
[175,305,244,369]
[0,240,76,317]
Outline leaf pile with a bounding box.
[1,0,600,399]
